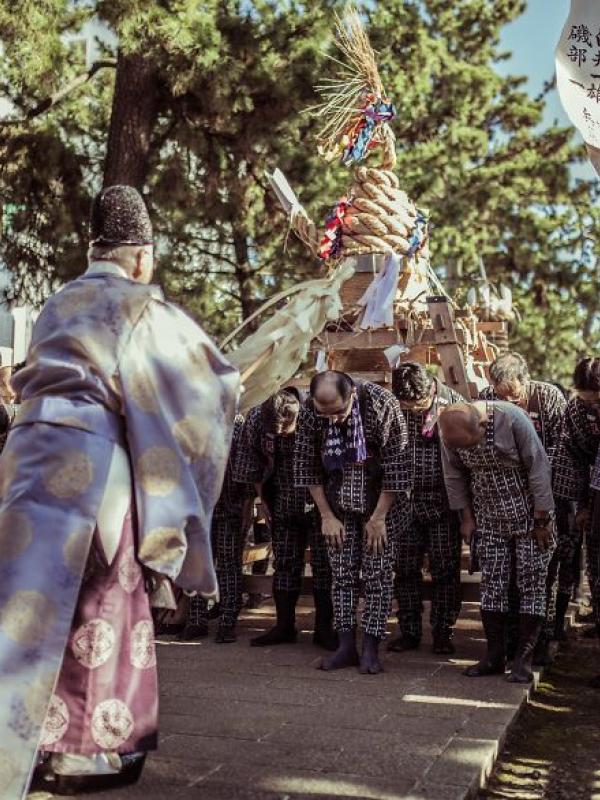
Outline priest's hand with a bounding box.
[322,513,345,551]
[365,515,387,555]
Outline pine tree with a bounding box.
[0,0,597,380]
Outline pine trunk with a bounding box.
[103,51,161,190]
[232,226,258,324]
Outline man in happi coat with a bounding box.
[294,371,411,675]
[0,186,238,798]
[439,401,555,683]
[389,363,463,656]
[181,414,253,643]
[554,357,600,681]
[480,352,568,663]
[234,388,336,650]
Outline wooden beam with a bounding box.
[311,328,464,351]
[476,321,508,334]
[426,296,472,399]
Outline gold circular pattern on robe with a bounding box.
[0,748,19,793]
[43,450,94,499]
[62,528,93,574]
[91,699,134,750]
[172,415,212,462]
[0,510,33,562]
[138,527,186,566]
[71,618,116,669]
[118,545,142,594]
[0,590,55,644]
[55,285,97,319]
[39,694,70,747]
[137,446,180,496]
[0,449,18,497]
[130,619,157,669]
[128,370,158,414]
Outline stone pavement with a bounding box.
[35,601,538,800]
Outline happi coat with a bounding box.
[0,264,239,800]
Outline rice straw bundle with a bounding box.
[307,7,395,168]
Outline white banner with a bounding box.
[556,0,600,159]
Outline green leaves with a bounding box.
[0,0,597,381]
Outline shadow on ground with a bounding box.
[479,625,600,800]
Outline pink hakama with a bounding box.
[40,511,158,755]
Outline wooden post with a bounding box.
[426,296,474,399]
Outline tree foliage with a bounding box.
[0,0,597,381]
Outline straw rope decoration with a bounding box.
[290,8,428,263]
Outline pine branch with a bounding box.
[0,60,116,127]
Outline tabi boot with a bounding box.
[532,630,551,667]
[464,610,507,677]
[51,752,146,796]
[215,624,237,644]
[359,633,384,675]
[507,613,544,683]
[312,588,338,651]
[178,621,208,641]
[28,753,53,792]
[207,601,222,620]
[553,592,570,642]
[505,613,519,662]
[245,592,268,610]
[319,628,360,670]
[250,590,299,646]
[386,626,420,653]
[432,626,455,655]
[153,620,185,637]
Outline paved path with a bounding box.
[32,601,537,800]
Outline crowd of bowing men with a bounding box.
[155,353,600,683]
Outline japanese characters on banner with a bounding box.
[556,0,600,174]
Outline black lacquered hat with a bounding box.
[90,185,153,246]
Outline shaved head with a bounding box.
[310,370,356,422]
[438,403,486,449]
[313,374,342,405]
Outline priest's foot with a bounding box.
[50,753,146,796]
